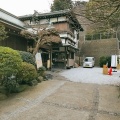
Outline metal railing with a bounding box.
[85,32,119,40]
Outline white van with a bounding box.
[83,57,95,68]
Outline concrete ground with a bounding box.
[0,68,120,120]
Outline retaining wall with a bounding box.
[80,38,119,66]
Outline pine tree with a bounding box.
[51,0,73,11]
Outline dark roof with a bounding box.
[19,9,83,31]
[0,8,19,19]
[19,9,71,19]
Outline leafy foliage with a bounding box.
[37,66,46,77]
[0,47,38,94]
[20,30,37,41]
[99,56,111,67]
[21,28,61,56]
[0,81,29,96]
[106,56,111,68]
[38,28,61,45]
[99,56,107,67]
[19,51,36,67]
[37,66,46,71]
[86,0,120,30]
[0,23,8,41]
[0,47,22,94]
[18,62,37,84]
[51,0,73,11]
[2,75,19,94]
[0,47,22,77]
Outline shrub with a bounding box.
[37,76,44,82]
[28,80,38,86]
[99,56,107,67]
[19,51,36,67]
[106,56,111,68]
[18,62,37,84]
[0,47,22,94]
[2,75,19,94]
[99,56,111,67]
[37,66,46,77]
[11,85,28,93]
[0,47,22,77]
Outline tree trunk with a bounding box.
[33,39,41,56]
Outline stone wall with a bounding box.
[80,38,119,66]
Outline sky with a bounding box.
[0,0,89,16]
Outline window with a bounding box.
[71,52,74,59]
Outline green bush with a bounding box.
[11,85,28,93]
[0,84,28,94]
[18,62,37,84]
[99,56,111,67]
[0,47,22,94]
[0,47,22,77]
[106,56,111,68]
[85,34,92,40]
[19,51,36,67]
[2,75,19,94]
[37,66,46,77]
[99,56,107,67]
[0,86,6,94]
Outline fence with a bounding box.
[85,32,119,41]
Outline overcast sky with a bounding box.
[0,0,89,16]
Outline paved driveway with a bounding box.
[0,69,120,120]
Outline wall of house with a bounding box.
[54,22,69,31]
[80,38,119,66]
[0,33,27,51]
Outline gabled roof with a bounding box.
[0,8,25,30]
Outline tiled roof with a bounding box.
[19,9,71,19]
[19,9,83,31]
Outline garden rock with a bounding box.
[29,80,38,86]
[37,76,44,82]
[44,74,53,80]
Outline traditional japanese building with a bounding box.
[19,9,83,68]
[0,8,27,51]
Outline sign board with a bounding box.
[47,60,50,69]
[35,52,42,69]
[67,59,74,67]
[111,55,117,68]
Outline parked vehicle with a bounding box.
[83,57,95,68]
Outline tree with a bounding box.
[0,23,8,41]
[85,0,120,31]
[51,0,73,11]
[21,28,61,56]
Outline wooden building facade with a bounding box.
[0,8,28,51]
[19,10,83,68]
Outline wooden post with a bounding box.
[50,46,52,70]
[64,52,66,69]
